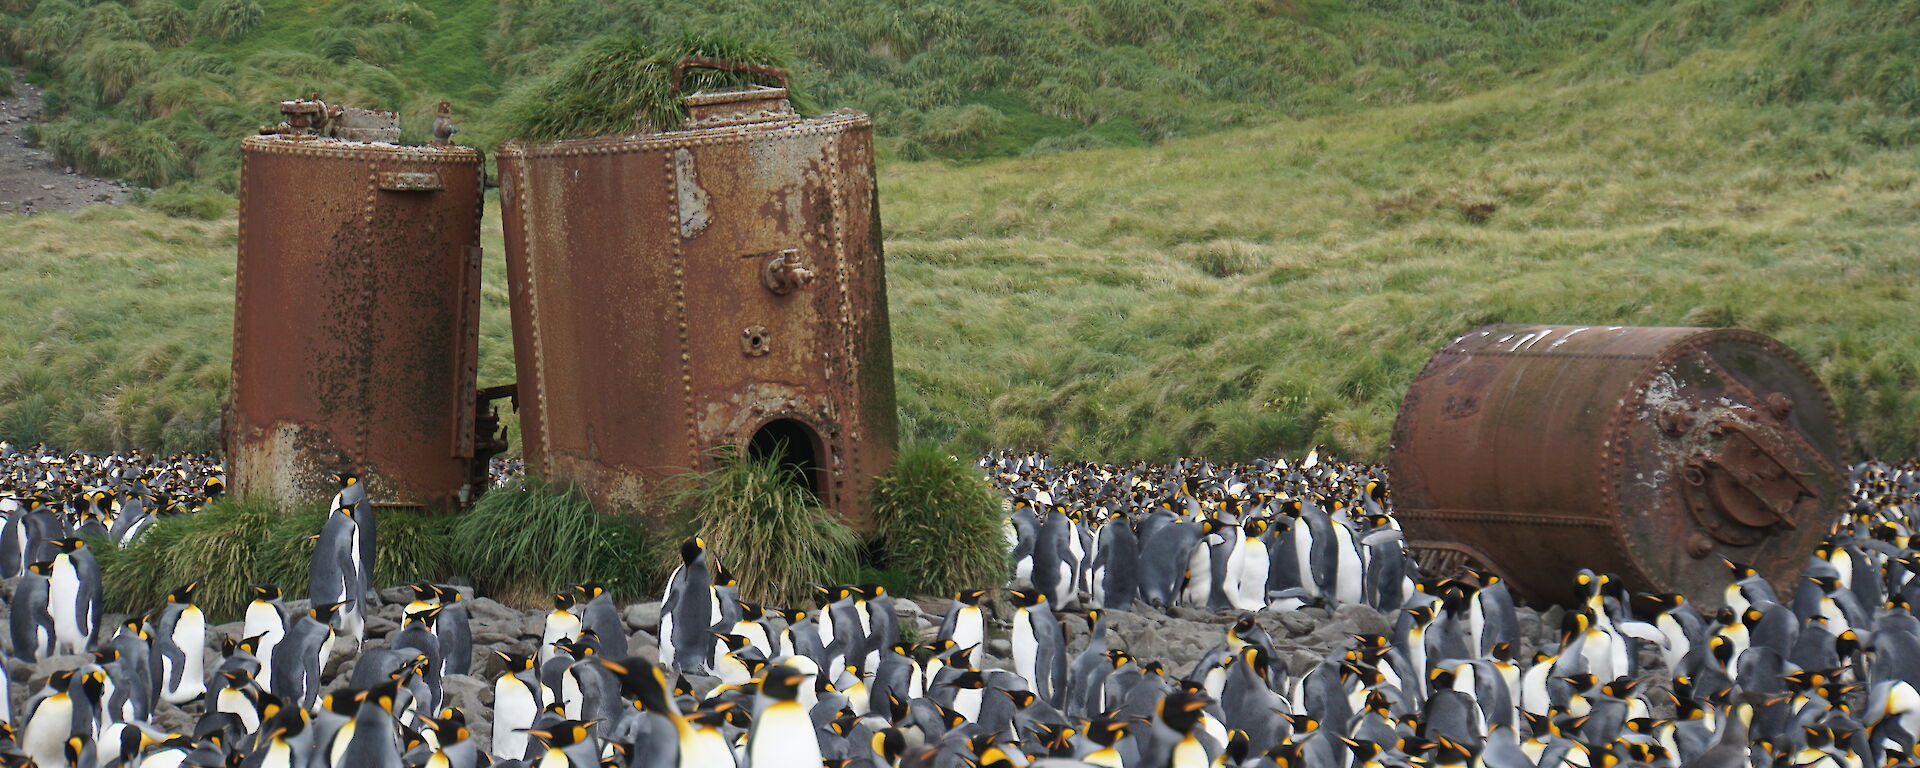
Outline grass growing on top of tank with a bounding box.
[447,478,659,608]
[868,442,1010,596]
[495,30,800,143]
[89,496,454,622]
[660,446,860,607]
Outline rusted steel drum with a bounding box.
[496,60,897,528]
[1390,324,1849,606]
[229,132,485,509]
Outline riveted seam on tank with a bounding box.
[667,152,698,462]
[241,136,482,163]
[511,157,552,467]
[495,113,873,159]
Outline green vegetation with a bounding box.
[869,442,1009,595]
[90,497,450,621]
[448,479,656,607]
[496,31,796,143]
[4,0,1920,463]
[197,0,267,42]
[140,182,239,221]
[662,448,860,606]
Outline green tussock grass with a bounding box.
[869,442,1009,595]
[197,0,267,42]
[662,448,860,607]
[139,183,239,221]
[496,30,795,143]
[93,497,454,622]
[446,478,658,608]
[137,2,194,49]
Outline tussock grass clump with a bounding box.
[80,40,155,103]
[92,498,453,622]
[663,448,859,606]
[136,1,193,49]
[869,443,1009,596]
[497,30,796,143]
[447,479,657,608]
[195,0,264,42]
[142,183,237,220]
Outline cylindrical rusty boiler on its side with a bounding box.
[1390,324,1849,606]
[230,129,486,509]
[496,60,897,527]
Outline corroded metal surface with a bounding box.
[1390,324,1849,606]
[230,133,486,508]
[497,62,897,528]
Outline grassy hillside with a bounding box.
[0,0,1917,461]
[3,0,1754,192]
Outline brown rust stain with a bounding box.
[230,134,486,510]
[1389,324,1848,607]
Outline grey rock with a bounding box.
[623,602,661,633]
[1332,604,1392,637]
[466,598,523,623]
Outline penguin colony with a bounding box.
[0,437,1913,768]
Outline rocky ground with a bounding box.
[0,71,136,215]
[0,582,1589,749]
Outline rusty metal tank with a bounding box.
[229,104,489,509]
[1389,324,1849,607]
[496,59,897,528]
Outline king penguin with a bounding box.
[150,580,208,705]
[11,559,55,661]
[1008,588,1067,708]
[659,537,716,674]
[749,665,824,768]
[47,537,101,656]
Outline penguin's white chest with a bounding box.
[750,701,822,767]
[951,607,983,651]
[1012,609,1038,684]
[493,677,536,756]
[49,556,82,648]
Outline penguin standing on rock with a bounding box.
[659,537,716,674]
[47,537,102,655]
[1009,588,1067,708]
[150,580,208,705]
[11,559,55,661]
[243,584,286,693]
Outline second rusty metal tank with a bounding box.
[229,101,493,509]
[1390,324,1849,606]
[496,59,897,527]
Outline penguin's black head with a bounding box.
[957,588,989,606]
[551,591,576,610]
[311,600,347,622]
[168,580,199,603]
[523,719,597,748]
[711,632,751,653]
[594,656,671,712]
[575,582,606,600]
[251,584,282,601]
[680,537,705,564]
[53,537,84,553]
[1158,691,1212,734]
[759,666,812,701]
[1007,588,1042,608]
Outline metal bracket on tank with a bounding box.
[378,172,445,192]
[1678,408,1815,549]
[759,249,815,295]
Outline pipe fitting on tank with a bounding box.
[763,249,815,295]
